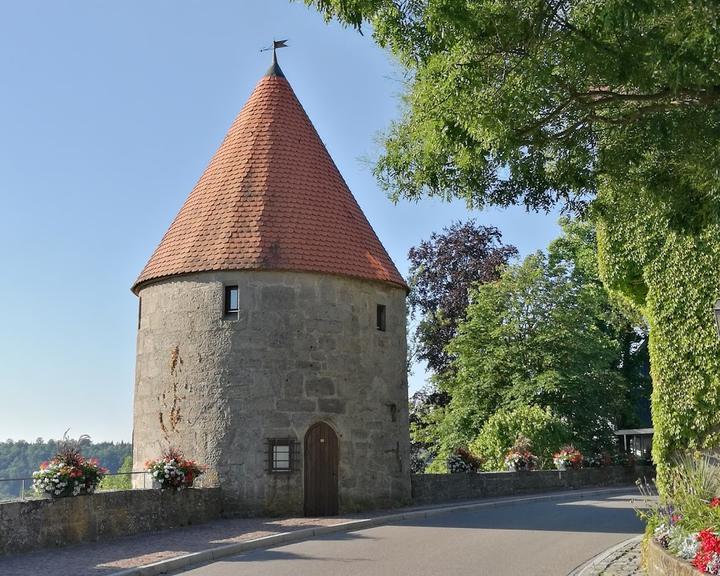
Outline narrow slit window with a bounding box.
[376,304,386,332]
[224,285,239,315]
[137,297,142,330]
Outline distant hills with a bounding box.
[0,439,132,499]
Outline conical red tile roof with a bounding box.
[132,62,407,294]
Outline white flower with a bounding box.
[677,534,700,560]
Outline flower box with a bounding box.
[145,448,205,491]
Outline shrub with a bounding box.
[470,404,571,470]
[98,455,133,491]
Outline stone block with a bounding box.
[305,377,335,397]
[318,398,346,414]
[276,399,316,412]
[282,371,304,397]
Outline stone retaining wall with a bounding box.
[645,537,699,576]
[410,465,654,505]
[0,466,653,557]
[0,488,222,556]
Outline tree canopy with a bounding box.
[408,221,517,374]
[416,219,649,468]
[305,0,720,215]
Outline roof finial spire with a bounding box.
[262,39,288,78]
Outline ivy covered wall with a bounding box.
[596,182,720,486]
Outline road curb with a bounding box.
[109,486,638,576]
[567,534,644,576]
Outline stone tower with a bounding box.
[131,53,410,516]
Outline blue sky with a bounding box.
[0,1,560,442]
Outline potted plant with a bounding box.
[553,445,583,471]
[32,436,107,497]
[145,447,205,491]
[504,435,539,472]
[447,446,482,473]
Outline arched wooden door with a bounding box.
[304,422,339,516]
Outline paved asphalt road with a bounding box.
[172,490,647,576]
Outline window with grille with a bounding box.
[266,438,298,473]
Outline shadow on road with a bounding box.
[384,493,649,535]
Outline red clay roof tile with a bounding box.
[133,66,406,293]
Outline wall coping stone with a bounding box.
[410,465,655,506]
[646,537,702,576]
[0,488,223,556]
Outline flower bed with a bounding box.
[642,455,720,574]
[646,537,702,576]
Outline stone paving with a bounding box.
[0,514,361,576]
[581,538,645,576]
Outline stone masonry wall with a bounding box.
[410,465,655,505]
[133,270,410,516]
[0,488,222,556]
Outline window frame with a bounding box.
[224,285,239,318]
[376,304,387,332]
[266,438,298,473]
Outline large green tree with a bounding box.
[305,0,720,211]
[304,0,720,483]
[419,220,649,466]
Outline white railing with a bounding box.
[0,470,154,502]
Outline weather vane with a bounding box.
[261,39,289,56]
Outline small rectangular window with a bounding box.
[273,444,290,471]
[137,297,142,329]
[224,285,239,316]
[376,304,386,332]
[267,438,295,473]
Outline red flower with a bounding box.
[693,530,720,572]
[710,497,720,508]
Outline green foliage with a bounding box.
[0,439,131,499]
[666,454,720,533]
[98,455,133,491]
[423,219,646,459]
[596,180,720,488]
[304,0,720,213]
[469,404,571,470]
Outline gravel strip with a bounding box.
[574,537,645,576]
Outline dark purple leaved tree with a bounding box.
[408,221,518,376]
